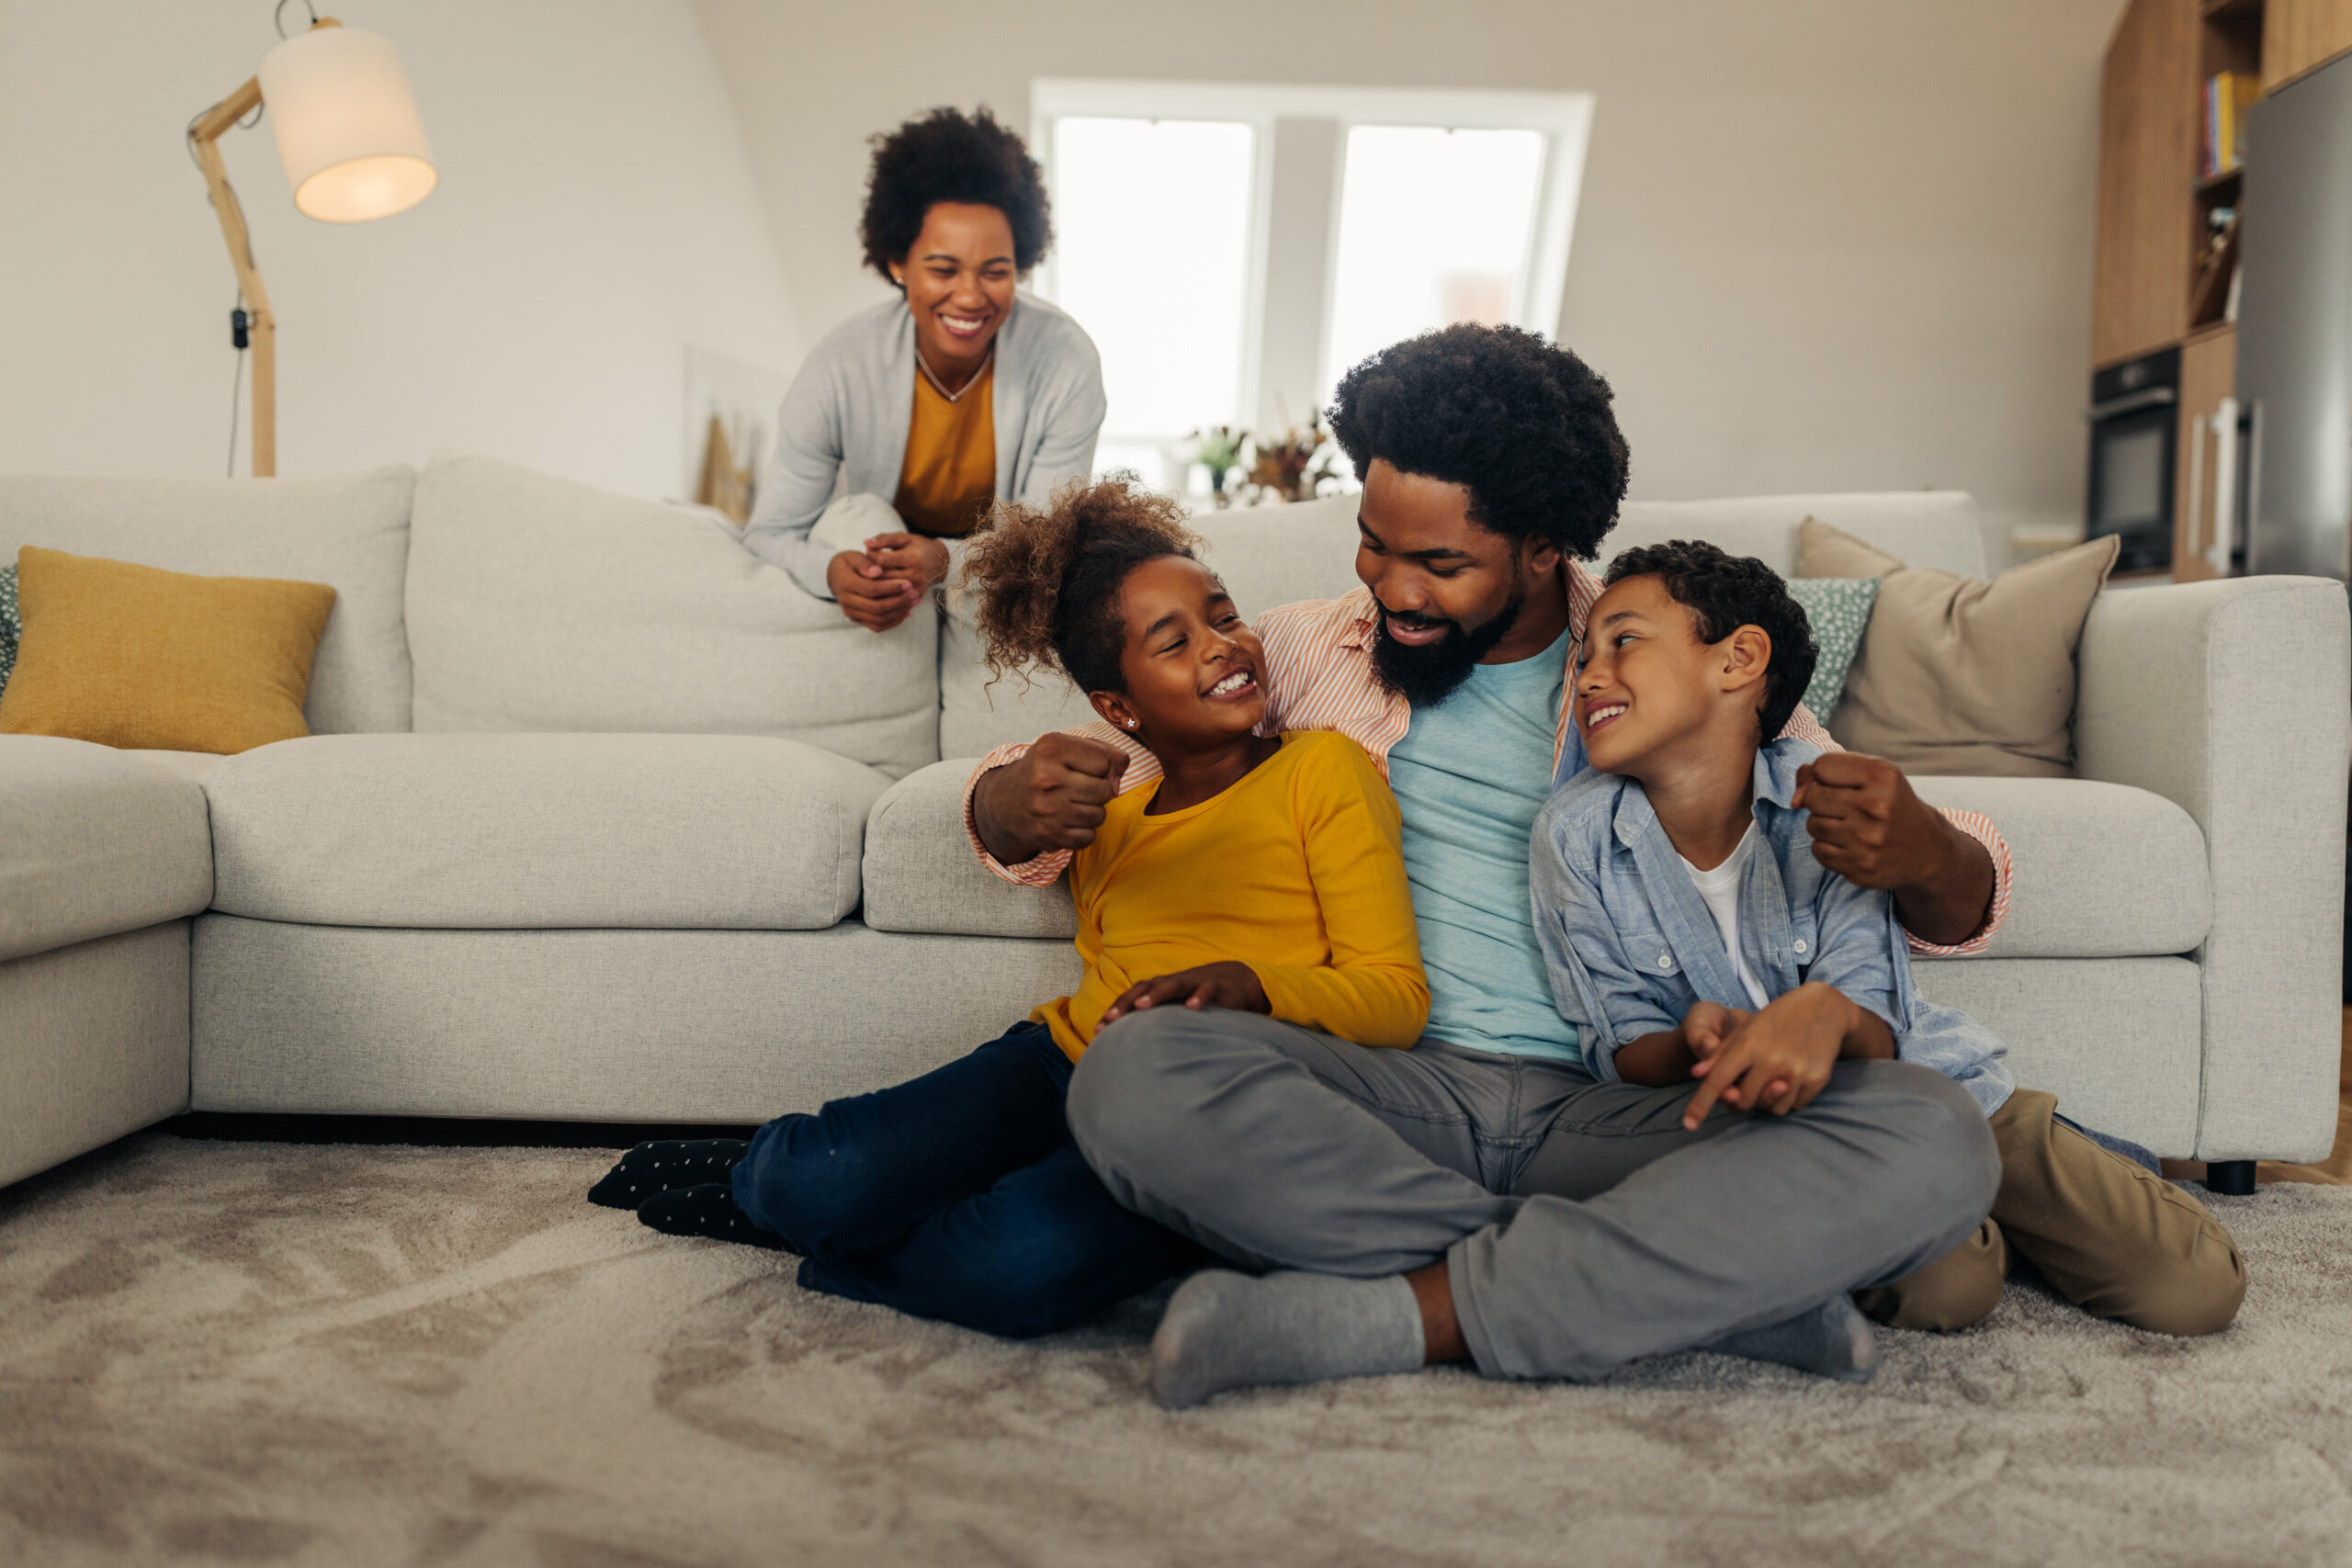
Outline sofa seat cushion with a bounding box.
[205,733,891,931]
[0,736,212,962]
[1913,776,2209,957]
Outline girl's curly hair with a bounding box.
[860,107,1053,286]
[961,479,1202,695]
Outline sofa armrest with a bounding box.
[2075,576,2350,1162]
[862,760,1079,941]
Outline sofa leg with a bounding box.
[2204,1159,2257,1195]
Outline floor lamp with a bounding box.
[187,15,436,478]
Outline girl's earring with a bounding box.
[1125,719,1137,729]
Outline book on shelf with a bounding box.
[2204,72,2259,179]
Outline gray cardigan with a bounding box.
[742,292,1106,599]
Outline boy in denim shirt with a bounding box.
[1529,541,2244,1337]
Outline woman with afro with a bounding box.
[743,107,1106,632]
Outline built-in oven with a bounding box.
[2085,345,2180,573]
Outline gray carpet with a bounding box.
[2,1134,2349,1568]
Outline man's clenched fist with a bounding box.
[1792,750,1995,947]
[972,733,1133,864]
[1794,751,1943,889]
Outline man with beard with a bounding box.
[963,324,2012,1404]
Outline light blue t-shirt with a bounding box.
[1385,626,1581,1063]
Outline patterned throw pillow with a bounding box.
[0,563,17,698]
[1787,576,1880,724]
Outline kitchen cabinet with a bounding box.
[2095,0,2200,366]
[2265,0,2352,88]
[2172,323,2238,581]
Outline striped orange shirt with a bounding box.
[963,560,2013,957]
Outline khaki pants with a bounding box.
[1855,1089,2246,1337]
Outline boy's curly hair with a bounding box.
[860,107,1053,286]
[962,479,1202,695]
[1604,539,1819,742]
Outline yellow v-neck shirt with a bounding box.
[1035,731,1429,1062]
[892,358,997,538]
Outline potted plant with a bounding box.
[1243,412,1340,504]
[1184,426,1248,506]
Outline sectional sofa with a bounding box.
[3,454,2345,1195]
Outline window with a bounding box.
[1321,126,1548,398]
[1032,81,1594,494]
[1048,117,1258,487]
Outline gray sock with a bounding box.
[1700,1295,1879,1383]
[1150,1269,1427,1410]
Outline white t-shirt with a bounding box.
[1679,822,1770,1010]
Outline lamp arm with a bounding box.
[188,77,276,478]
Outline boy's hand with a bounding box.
[1096,962,1271,1035]
[1681,984,1849,1130]
[1679,1000,1750,1066]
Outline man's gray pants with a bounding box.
[1065,1011,2000,1383]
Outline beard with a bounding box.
[1369,580,1529,709]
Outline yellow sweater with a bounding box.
[892,358,996,538]
[1035,731,1430,1062]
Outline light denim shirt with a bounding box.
[1528,738,2014,1117]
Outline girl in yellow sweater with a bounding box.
[590,479,1427,1337]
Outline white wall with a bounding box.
[695,0,2121,558]
[0,0,800,497]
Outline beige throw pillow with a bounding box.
[1794,518,2120,778]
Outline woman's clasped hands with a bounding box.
[828,530,952,632]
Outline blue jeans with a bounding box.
[732,1020,1205,1338]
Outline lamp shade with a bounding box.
[256,25,435,223]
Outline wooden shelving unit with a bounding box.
[2266,0,2352,87]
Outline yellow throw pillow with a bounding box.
[0,546,336,754]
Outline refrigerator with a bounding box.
[2241,50,2352,581]
[2236,56,2352,1003]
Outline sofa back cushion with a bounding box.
[1611,491,1987,578]
[407,453,939,777]
[933,490,1984,757]
[0,467,415,734]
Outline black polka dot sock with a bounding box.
[586,1139,751,1210]
[636,1184,792,1252]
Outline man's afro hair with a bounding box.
[1328,323,1630,561]
[860,107,1052,286]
